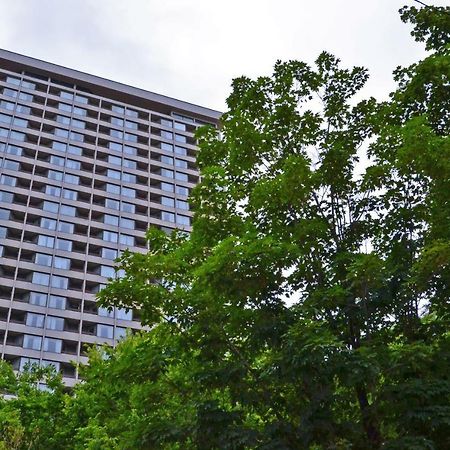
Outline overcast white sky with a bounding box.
[0,0,446,112]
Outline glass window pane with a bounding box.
[26,313,45,328]
[48,295,66,310]
[43,337,62,353]
[29,292,47,306]
[23,335,42,351]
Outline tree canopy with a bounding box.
[1,5,449,449]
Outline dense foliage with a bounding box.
[0,5,448,449]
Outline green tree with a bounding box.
[0,361,69,449]
[89,4,449,449]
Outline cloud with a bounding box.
[0,0,447,111]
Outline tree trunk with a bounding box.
[355,385,382,449]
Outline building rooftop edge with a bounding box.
[0,48,222,121]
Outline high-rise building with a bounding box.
[0,49,220,386]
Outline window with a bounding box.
[122,172,136,184]
[16,104,31,115]
[0,190,13,203]
[55,238,72,252]
[41,360,60,371]
[22,79,36,90]
[175,172,188,182]
[120,218,134,229]
[126,109,138,118]
[175,146,187,156]
[104,214,119,226]
[23,335,42,351]
[58,222,74,234]
[0,175,16,186]
[108,155,121,166]
[50,155,65,167]
[32,272,50,286]
[109,142,122,152]
[103,230,118,243]
[6,76,20,86]
[174,122,186,131]
[121,202,135,213]
[124,133,137,143]
[52,141,67,152]
[73,106,87,116]
[123,145,137,156]
[70,131,84,142]
[119,234,134,246]
[45,186,61,197]
[123,158,136,170]
[37,235,55,248]
[105,198,120,210]
[98,307,114,318]
[125,120,138,130]
[115,327,127,340]
[106,183,120,195]
[13,117,28,128]
[0,226,6,239]
[97,324,114,339]
[161,118,172,128]
[29,292,47,307]
[161,130,173,140]
[110,129,123,139]
[175,134,187,143]
[175,159,188,169]
[64,173,79,184]
[100,266,115,278]
[43,201,58,214]
[35,253,52,267]
[161,196,175,207]
[48,170,63,181]
[10,130,26,141]
[55,128,69,139]
[68,145,82,156]
[161,182,174,192]
[111,105,124,114]
[43,337,62,353]
[51,275,68,289]
[101,248,118,260]
[19,357,40,372]
[177,215,190,226]
[116,308,132,321]
[58,103,72,113]
[66,159,81,170]
[74,94,88,104]
[161,142,173,152]
[60,205,76,216]
[6,145,22,156]
[0,100,14,111]
[26,313,45,328]
[3,159,20,170]
[62,189,77,201]
[46,316,64,331]
[56,115,71,126]
[176,185,189,196]
[160,169,174,179]
[107,169,121,180]
[40,217,57,230]
[111,117,124,127]
[48,295,66,310]
[0,208,10,220]
[60,91,74,101]
[161,155,174,165]
[162,211,175,223]
[176,200,189,210]
[72,119,85,129]
[121,187,135,198]
[54,256,70,270]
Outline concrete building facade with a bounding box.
[0,49,220,386]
